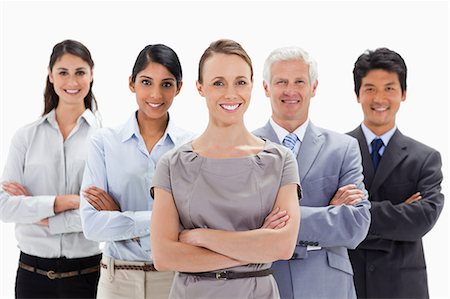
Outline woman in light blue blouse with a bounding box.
[0,39,102,298]
[80,44,195,299]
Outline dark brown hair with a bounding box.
[43,39,97,115]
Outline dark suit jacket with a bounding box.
[348,126,444,299]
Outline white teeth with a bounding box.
[283,100,299,104]
[65,89,79,94]
[373,107,387,111]
[221,104,240,111]
[147,103,163,108]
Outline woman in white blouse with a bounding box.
[0,39,102,298]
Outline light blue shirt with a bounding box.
[80,112,196,262]
[269,118,309,156]
[360,123,397,156]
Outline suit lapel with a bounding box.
[258,121,280,144]
[349,126,375,190]
[298,123,324,184]
[369,129,408,194]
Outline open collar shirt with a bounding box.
[0,109,100,258]
[80,112,196,262]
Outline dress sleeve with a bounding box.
[150,152,172,198]
[280,150,302,200]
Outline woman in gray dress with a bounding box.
[150,39,301,299]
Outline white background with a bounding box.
[1,1,448,298]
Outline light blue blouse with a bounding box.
[80,112,196,262]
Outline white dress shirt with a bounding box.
[269,118,309,156]
[80,112,196,262]
[0,109,101,258]
[360,123,397,156]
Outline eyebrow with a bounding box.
[363,81,397,86]
[56,67,88,71]
[138,75,176,81]
[210,76,249,81]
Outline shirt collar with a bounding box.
[119,111,182,147]
[361,122,397,148]
[39,109,97,129]
[270,117,309,144]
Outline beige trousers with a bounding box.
[96,257,174,299]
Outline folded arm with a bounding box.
[80,133,150,242]
[151,187,244,272]
[297,138,371,251]
[367,151,444,242]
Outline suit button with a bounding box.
[368,265,375,272]
[313,242,319,246]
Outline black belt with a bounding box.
[100,261,157,272]
[182,268,273,280]
[19,261,99,280]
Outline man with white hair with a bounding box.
[253,47,371,299]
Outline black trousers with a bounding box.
[15,252,102,299]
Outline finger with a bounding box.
[341,194,365,205]
[88,199,103,211]
[275,221,286,229]
[265,207,280,220]
[263,210,287,228]
[85,194,104,210]
[2,185,22,196]
[406,195,422,204]
[347,198,363,205]
[266,214,289,229]
[10,183,28,196]
[266,210,287,222]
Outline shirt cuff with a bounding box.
[38,195,57,219]
[132,211,151,238]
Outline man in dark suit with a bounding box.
[348,48,445,299]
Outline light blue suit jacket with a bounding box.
[254,121,371,299]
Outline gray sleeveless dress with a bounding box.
[152,140,300,299]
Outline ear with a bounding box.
[196,81,204,97]
[401,90,407,102]
[263,81,270,97]
[128,76,135,93]
[48,67,54,83]
[310,80,318,97]
[89,67,94,83]
[175,80,183,96]
[356,95,361,103]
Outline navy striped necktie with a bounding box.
[283,133,298,152]
[371,138,384,171]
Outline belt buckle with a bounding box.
[215,271,227,280]
[47,270,56,280]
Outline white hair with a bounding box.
[263,46,318,87]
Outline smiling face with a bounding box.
[357,69,406,135]
[129,62,181,121]
[196,53,253,127]
[48,53,93,109]
[264,59,317,130]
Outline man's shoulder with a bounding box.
[396,132,439,155]
[313,125,357,146]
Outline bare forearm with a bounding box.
[54,195,80,213]
[185,228,297,263]
[153,240,243,272]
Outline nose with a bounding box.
[224,85,238,100]
[67,75,79,87]
[283,83,298,96]
[150,86,163,100]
